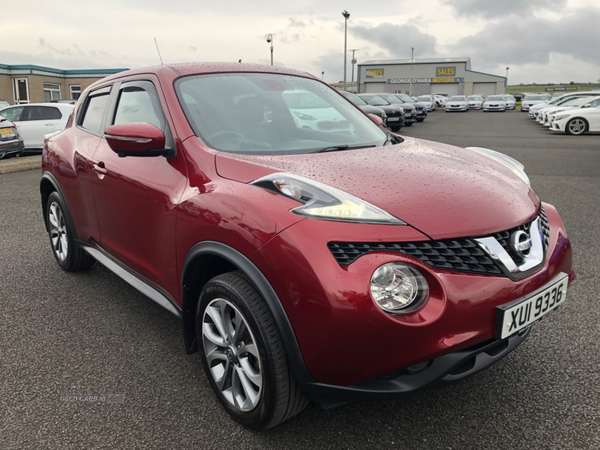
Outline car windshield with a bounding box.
[524,95,545,100]
[396,94,416,103]
[469,96,482,100]
[342,92,367,105]
[359,95,389,106]
[487,96,504,101]
[175,73,388,154]
[380,95,402,104]
[417,96,433,101]
[449,96,466,101]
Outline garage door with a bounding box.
[432,84,460,96]
[473,83,497,97]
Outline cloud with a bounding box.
[289,17,306,27]
[446,0,567,18]
[448,7,600,68]
[350,23,437,58]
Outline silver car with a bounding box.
[521,94,547,112]
[483,95,507,112]
[416,95,436,112]
[467,95,484,109]
[445,95,469,112]
[503,95,516,110]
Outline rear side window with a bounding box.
[113,87,162,129]
[81,94,110,135]
[23,106,62,121]
[0,106,24,122]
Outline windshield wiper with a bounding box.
[314,144,376,153]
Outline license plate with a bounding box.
[0,127,13,135]
[496,273,568,339]
[387,117,399,121]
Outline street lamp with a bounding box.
[506,66,509,86]
[342,10,350,90]
[350,49,359,83]
[321,71,325,81]
[409,47,414,96]
[266,34,274,66]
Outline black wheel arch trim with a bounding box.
[181,241,316,385]
[40,172,78,239]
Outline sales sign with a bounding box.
[436,66,456,76]
[366,69,384,78]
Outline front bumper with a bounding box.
[253,202,573,394]
[446,105,468,111]
[301,327,531,403]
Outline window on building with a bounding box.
[12,78,30,104]
[44,83,61,102]
[70,85,81,100]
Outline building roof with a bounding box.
[360,57,471,65]
[0,64,128,78]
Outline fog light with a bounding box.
[370,263,429,313]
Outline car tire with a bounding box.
[46,191,95,272]
[565,118,588,136]
[391,126,401,132]
[405,122,413,126]
[196,271,308,430]
[416,118,424,122]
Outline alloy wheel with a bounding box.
[202,298,263,412]
[568,119,586,135]
[48,201,68,261]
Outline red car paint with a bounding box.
[42,62,574,392]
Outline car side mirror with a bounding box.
[367,114,383,126]
[104,122,173,158]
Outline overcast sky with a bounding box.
[2,0,599,85]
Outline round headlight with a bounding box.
[370,263,429,313]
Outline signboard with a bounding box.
[388,77,463,84]
[545,86,578,92]
[436,66,456,77]
[366,69,384,78]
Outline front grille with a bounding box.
[328,209,549,277]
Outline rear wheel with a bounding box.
[565,118,588,135]
[46,192,95,271]
[197,272,308,429]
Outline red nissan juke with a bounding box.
[41,63,574,429]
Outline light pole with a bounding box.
[342,10,350,90]
[409,47,414,96]
[350,49,359,83]
[266,34,274,65]
[321,71,325,81]
[506,66,509,86]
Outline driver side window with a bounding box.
[113,87,162,129]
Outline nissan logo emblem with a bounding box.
[511,230,532,258]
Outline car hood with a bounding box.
[214,137,539,240]
[358,105,386,115]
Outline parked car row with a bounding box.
[339,91,428,132]
[0,103,74,156]
[525,92,600,135]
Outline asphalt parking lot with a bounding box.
[1,109,598,450]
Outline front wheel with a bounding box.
[416,118,425,122]
[197,272,308,429]
[565,118,588,135]
[391,126,401,132]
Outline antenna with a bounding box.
[154,37,164,65]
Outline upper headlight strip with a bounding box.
[251,173,406,225]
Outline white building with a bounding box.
[357,57,506,97]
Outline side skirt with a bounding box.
[79,243,182,319]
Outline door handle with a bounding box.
[93,163,108,175]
